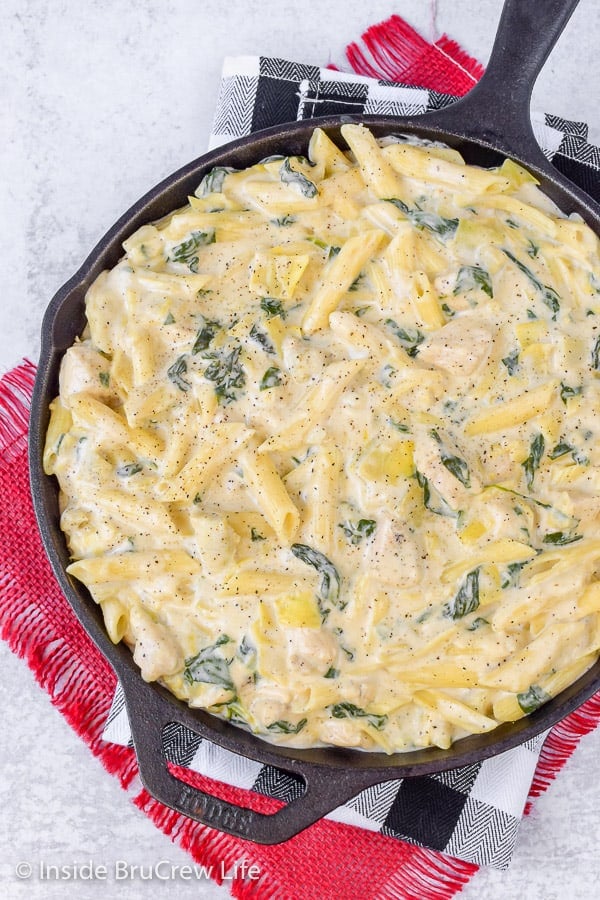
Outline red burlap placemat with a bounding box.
[2,16,600,900]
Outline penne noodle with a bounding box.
[68,550,200,584]
[302,230,387,333]
[463,381,558,435]
[239,448,300,543]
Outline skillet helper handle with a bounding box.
[120,672,383,844]
[423,0,580,164]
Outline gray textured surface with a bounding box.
[2,1,599,897]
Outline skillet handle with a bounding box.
[421,0,580,167]
[120,671,384,844]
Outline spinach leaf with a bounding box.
[116,462,143,477]
[170,230,215,273]
[324,667,339,679]
[526,239,539,258]
[440,451,470,487]
[416,470,457,518]
[273,215,296,226]
[163,311,176,325]
[184,635,233,689]
[592,335,600,370]
[490,483,551,510]
[501,350,520,375]
[385,198,459,239]
[348,273,365,292]
[502,249,560,317]
[542,531,583,546]
[260,297,285,318]
[388,417,410,433]
[444,568,480,619]
[237,635,256,664]
[380,364,397,388]
[339,642,355,661]
[501,561,527,589]
[548,441,573,460]
[260,366,282,391]
[280,158,317,198]
[467,617,489,631]
[291,543,341,606]
[385,319,425,357]
[217,699,249,725]
[203,346,245,403]
[249,323,275,355]
[168,355,192,392]
[339,518,377,545]
[99,371,110,387]
[572,449,590,466]
[539,286,561,316]
[197,166,236,196]
[192,318,221,354]
[329,702,387,731]
[560,382,583,404]
[517,684,550,714]
[250,528,266,542]
[267,718,307,734]
[454,265,493,299]
[522,433,545,490]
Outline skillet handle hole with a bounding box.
[162,721,306,817]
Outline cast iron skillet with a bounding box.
[30,0,600,844]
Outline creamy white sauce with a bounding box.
[45,125,600,753]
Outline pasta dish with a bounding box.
[44,125,600,752]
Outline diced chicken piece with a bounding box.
[130,605,183,682]
[319,718,365,748]
[366,518,420,586]
[417,317,494,376]
[413,430,481,509]
[287,628,337,674]
[59,343,114,403]
[247,683,292,725]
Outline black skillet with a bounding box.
[29,0,600,844]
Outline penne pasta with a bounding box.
[239,448,300,543]
[302,230,387,333]
[463,382,558,435]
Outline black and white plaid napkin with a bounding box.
[210,56,600,202]
[102,55,600,869]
